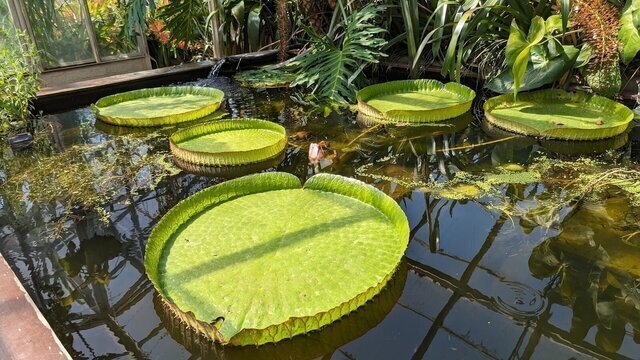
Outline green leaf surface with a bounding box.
[619,0,640,64]
[559,0,570,31]
[93,86,224,127]
[170,119,287,166]
[486,45,579,93]
[506,16,546,98]
[484,89,634,140]
[357,79,476,124]
[247,4,261,52]
[145,172,409,345]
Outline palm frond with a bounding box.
[291,3,388,104]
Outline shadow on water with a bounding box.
[0,76,639,359]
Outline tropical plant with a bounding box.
[87,0,140,58]
[0,25,41,135]
[493,0,640,97]
[291,2,387,104]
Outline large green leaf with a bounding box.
[486,45,579,93]
[93,86,224,127]
[505,16,546,98]
[158,0,208,43]
[484,89,634,140]
[169,119,287,166]
[145,172,409,345]
[247,4,261,52]
[619,0,640,64]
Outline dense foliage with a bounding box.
[0,26,40,136]
[7,0,640,125]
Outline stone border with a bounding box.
[0,253,71,360]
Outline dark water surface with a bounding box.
[1,76,640,359]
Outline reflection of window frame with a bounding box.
[6,0,146,71]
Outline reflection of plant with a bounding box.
[529,202,640,352]
[291,3,387,104]
[0,26,41,135]
[2,134,178,236]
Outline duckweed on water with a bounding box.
[1,133,179,236]
[357,155,640,224]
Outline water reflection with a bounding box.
[0,77,638,359]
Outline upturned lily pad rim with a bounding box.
[154,261,407,359]
[93,86,224,127]
[484,89,634,140]
[169,119,287,167]
[357,79,476,123]
[172,151,285,178]
[145,172,409,346]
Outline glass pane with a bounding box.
[0,0,11,29]
[23,0,95,69]
[87,0,141,60]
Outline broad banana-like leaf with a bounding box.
[619,0,640,64]
[357,79,476,124]
[484,89,634,140]
[145,172,409,345]
[247,4,261,52]
[486,45,579,93]
[170,119,287,166]
[505,16,546,98]
[93,86,224,127]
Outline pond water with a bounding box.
[1,75,640,359]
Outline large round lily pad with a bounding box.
[357,79,476,123]
[170,119,287,166]
[145,172,409,346]
[93,86,224,127]
[484,89,634,140]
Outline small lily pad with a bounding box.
[170,119,287,167]
[234,68,296,88]
[93,86,224,127]
[484,89,633,140]
[357,79,476,123]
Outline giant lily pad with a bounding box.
[170,119,287,167]
[93,86,224,127]
[145,172,409,346]
[155,262,407,359]
[484,89,634,140]
[357,79,476,123]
